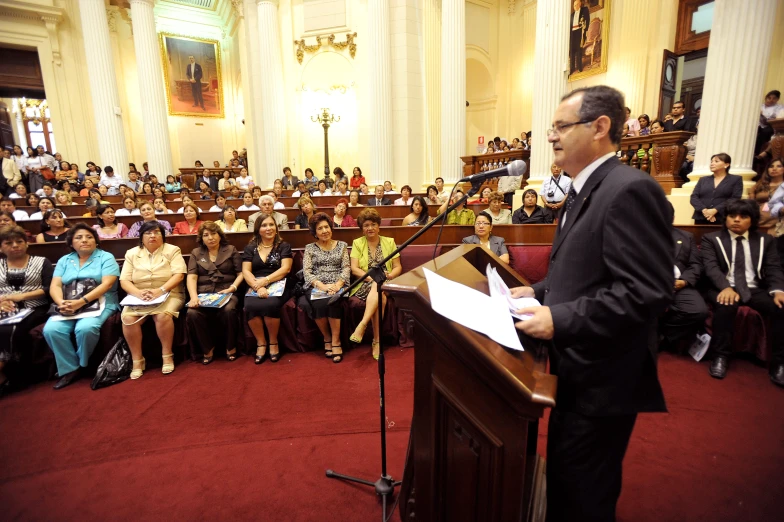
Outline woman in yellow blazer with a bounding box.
[120,221,187,379]
[349,208,402,359]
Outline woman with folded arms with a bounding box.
[243,214,292,364]
[36,209,70,243]
[93,204,129,239]
[165,175,181,193]
[43,224,120,389]
[120,221,187,379]
[294,196,316,229]
[332,198,357,228]
[485,191,512,224]
[172,202,203,235]
[302,213,351,363]
[349,208,403,360]
[186,222,243,364]
[462,211,510,263]
[127,201,172,238]
[690,152,743,224]
[216,205,246,233]
[0,226,54,395]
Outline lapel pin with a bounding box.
[677,240,682,244]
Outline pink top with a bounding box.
[93,223,129,239]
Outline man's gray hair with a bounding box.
[562,85,626,145]
[259,194,274,205]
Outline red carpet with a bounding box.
[1,348,782,521]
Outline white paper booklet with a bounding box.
[120,292,169,306]
[423,268,524,351]
[485,264,541,320]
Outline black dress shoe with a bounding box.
[770,364,784,388]
[709,356,729,379]
[53,368,82,390]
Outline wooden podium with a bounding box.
[385,245,556,522]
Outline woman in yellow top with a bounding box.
[120,221,187,379]
[216,205,247,233]
[349,208,403,359]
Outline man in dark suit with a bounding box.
[198,169,219,192]
[700,199,784,385]
[569,0,590,74]
[368,185,391,206]
[664,101,689,132]
[186,56,205,110]
[513,86,673,522]
[659,204,708,350]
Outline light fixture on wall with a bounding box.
[311,108,340,177]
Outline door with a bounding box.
[658,50,678,121]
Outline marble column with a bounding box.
[423,0,441,185]
[129,0,173,180]
[668,0,778,223]
[79,0,128,173]
[689,0,777,187]
[440,0,465,183]
[14,106,28,150]
[256,0,287,187]
[368,0,393,185]
[608,0,653,115]
[527,0,569,195]
[242,0,264,183]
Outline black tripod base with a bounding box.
[325,469,400,494]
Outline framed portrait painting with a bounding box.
[568,0,611,82]
[159,33,224,118]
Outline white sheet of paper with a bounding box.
[485,264,541,320]
[120,292,169,307]
[423,268,524,351]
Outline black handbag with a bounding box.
[49,278,100,315]
[91,337,132,390]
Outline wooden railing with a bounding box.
[460,149,531,191]
[768,118,784,159]
[618,131,694,194]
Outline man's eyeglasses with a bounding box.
[546,119,595,138]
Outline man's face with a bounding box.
[524,193,537,206]
[129,172,138,181]
[0,201,13,213]
[43,186,53,196]
[573,0,581,12]
[672,103,684,116]
[549,94,595,173]
[726,213,751,235]
[384,182,392,191]
[260,199,273,213]
[435,179,444,191]
[36,146,44,155]
[55,153,62,161]
[2,150,9,159]
[375,186,384,198]
[551,164,562,176]
[189,57,195,64]
[765,94,780,107]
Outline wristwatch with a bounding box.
[82,297,89,304]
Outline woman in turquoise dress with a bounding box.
[43,224,121,390]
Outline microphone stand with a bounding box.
[325,180,483,522]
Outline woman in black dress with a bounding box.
[242,214,292,364]
[690,152,743,224]
[0,226,54,395]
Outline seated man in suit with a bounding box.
[368,185,391,206]
[659,203,708,351]
[701,199,784,386]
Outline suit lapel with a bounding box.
[749,233,762,279]
[551,157,617,257]
[673,231,684,261]
[718,230,732,273]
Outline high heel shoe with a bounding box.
[269,343,280,363]
[324,342,333,358]
[161,353,175,375]
[372,341,380,361]
[331,344,343,364]
[202,349,214,365]
[350,322,368,343]
[131,358,146,380]
[226,348,238,362]
[255,344,267,365]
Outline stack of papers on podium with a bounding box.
[485,264,541,320]
[422,268,524,351]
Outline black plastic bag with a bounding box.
[91,337,132,390]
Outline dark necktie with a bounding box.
[734,236,752,303]
[560,187,577,226]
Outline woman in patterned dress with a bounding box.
[301,213,351,363]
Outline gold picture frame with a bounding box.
[159,32,224,118]
[568,0,611,82]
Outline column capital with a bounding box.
[256,0,279,6]
[128,0,155,6]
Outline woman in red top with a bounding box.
[350,166,365,189]
[172,202,204,235]
[332,198,357,228]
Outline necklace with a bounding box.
[260,242,274,249]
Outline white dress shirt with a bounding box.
[726,230,758,289]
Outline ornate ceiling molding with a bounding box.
[294,32,357,65]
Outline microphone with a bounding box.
[458,159,527,183]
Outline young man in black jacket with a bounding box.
[700,199,784,386]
